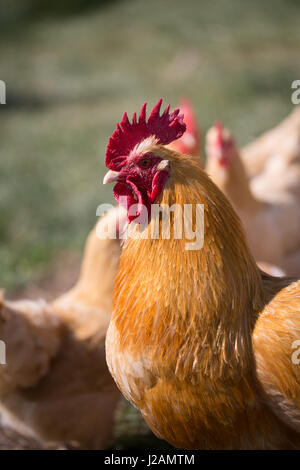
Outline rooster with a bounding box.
[104,99,300,449]
[205,122,300,277]
[0,207,123,449]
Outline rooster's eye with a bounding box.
[140,159,151,168]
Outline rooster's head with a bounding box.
[103,99,186,222]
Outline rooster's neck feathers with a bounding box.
[112,149,265,379]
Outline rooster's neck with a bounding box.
[113,157,265,378]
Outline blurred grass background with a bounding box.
[1,0,300,290]
[0,0,300,450]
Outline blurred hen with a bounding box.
[167,98,203,165]
[206,122,300,276]
[241,106,300,178]
[0,208,123,449]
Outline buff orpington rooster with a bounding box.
[104,99,300,450]
[205,122,300,277]
[0,207,123,449]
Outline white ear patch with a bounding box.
[156,159,169,171]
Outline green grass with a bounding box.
[0,0,300,291]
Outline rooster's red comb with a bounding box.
[105,99,186,171]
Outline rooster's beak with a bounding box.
[103,170,120,185]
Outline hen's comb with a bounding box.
[215,120,224,149]
[105,99,186,171]
[179,98,198,135]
